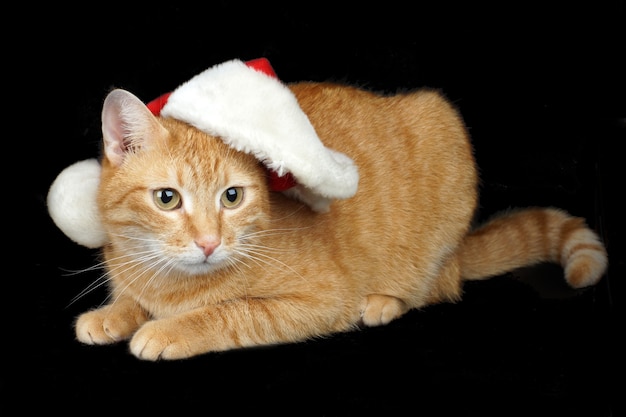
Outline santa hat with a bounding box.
[47,58,359,248]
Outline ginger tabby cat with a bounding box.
[70,80,607,361]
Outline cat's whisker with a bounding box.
[232,249,270,271]
[220,255,253,314]
[67,270,110,307]
[58,263,105,276]
[104,251,163,281]
[267,203,308,222]
[234,247,308,283]
[133,258,180,305]
[108,254,174,308]
[61,257,115,306]
[224,255,254,272]
[241,226,313,239]
[224,254,261,311]
[239,242,298,254]
[70,241,167,307]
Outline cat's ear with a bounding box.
[101,89,168,167]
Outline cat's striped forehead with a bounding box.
[147,119,258,191]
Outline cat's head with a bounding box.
[94,89,272,275]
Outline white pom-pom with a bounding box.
[47,158,107,248]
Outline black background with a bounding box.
[14,2,624,415]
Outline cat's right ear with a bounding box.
[101,89,168,167]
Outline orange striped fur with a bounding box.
[74,82,607,360]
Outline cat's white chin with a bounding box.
[176,262,228,276]
[176,254,232,276]
[169,245,233,275]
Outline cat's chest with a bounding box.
[117,273,247,318]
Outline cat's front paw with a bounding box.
[129,319,201,361]
[75,305,146,345]
[359,294,408,327]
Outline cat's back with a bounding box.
[290,81,475,177]
[289,81,478,211]
[278,82,479,304]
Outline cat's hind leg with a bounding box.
[359,294,408,326]
[75,297,148,345]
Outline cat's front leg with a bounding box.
[75,297,149,345]
[129,297,350,361]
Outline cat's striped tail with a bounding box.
[458,207,608,288]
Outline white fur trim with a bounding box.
[161,59,359,200]
[47,159,107,248]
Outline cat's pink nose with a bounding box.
[195,237,220,257]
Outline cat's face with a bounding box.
[98,96,270,277]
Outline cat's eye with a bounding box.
[220,187,244,208]
[153,188,182,210]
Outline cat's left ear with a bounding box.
[47,158,107,248]
[102,89,169,167]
